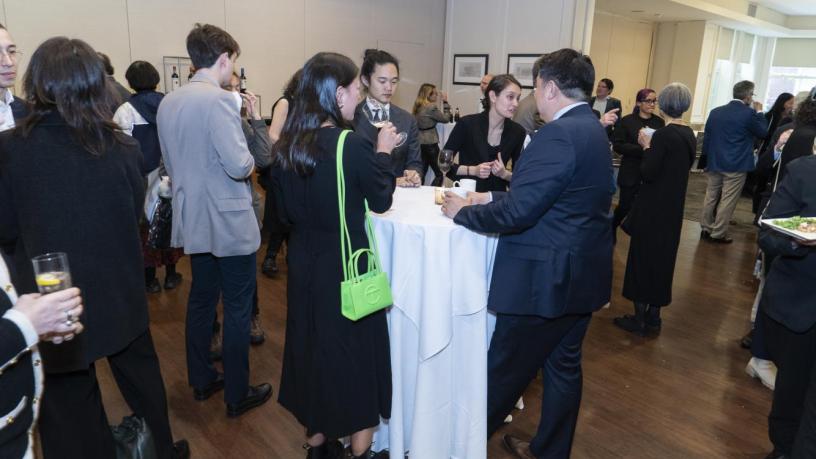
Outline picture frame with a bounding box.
[506,54,540,89]
[452,54,489,86]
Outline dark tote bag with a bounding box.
[146,197,173,249]
[111,415,157,459]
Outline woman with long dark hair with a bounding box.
[611,88,665,236]
[353,48,422,187]
[413,83,451,185]
[272,52,398,459]
[443,74,526,192]
[0,37,187,459]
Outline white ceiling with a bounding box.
[595,0,712,22]
[754,0,816,16]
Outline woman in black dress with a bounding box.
[272,52,398,459]
[444,74,526,192]
[0,37,186,458]
[611,88,665,235]
[615,83,696,336]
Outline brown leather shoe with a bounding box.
[502,434,536,459]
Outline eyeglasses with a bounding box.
[642,99,657,104]
[0,48,20,62]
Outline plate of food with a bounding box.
[760,216,816,241]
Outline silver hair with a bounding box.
[658,82,692,118]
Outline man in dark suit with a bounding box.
[590,78,621,138]
[353,99,422,186]
[442,49,614,459]
[700,80,767,243]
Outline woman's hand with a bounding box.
[241,91,262,120]
[377,122,399,154]
[776,129,794,152]
[440,91,448,103]
[490,152,511,180]
[473,162,492,179]
[638,129,652,150]
[13,287,84,342]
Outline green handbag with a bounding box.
[335,129,393,321]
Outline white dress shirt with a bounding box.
[0,89,16,132]
[366,96,390,120]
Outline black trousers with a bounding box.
[187,253,255,404]
[39,330,174,459]
[420,143,443,186]
[764,312,816,455]
[488,312,591,459]
[612,183,639,229]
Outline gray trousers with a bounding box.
[700,171,747,238]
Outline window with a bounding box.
[765,66,816,108]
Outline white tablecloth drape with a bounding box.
[370,186,498,459]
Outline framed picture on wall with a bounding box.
[452,54,489,86]
[507,54,540,89]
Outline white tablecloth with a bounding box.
[370,186,498,459]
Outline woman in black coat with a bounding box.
[271,52,397,459]
[0,38,186,459]
[611,88,665,234]
[444,74,526,192]
[615,83,696,336]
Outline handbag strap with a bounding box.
[336,130,383,281]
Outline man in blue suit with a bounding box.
[442,49,614,459]
[700,80,768,243]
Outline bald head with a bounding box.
[480,73,494,93]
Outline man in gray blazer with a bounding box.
[157,23,271,418]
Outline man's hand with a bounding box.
[241,91,261,120]
[601,108,620,127]
[441,191,469,218]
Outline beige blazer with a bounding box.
[157,73,260,257]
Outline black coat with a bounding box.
[0,253,37,458]
[612,113,665,187]
[0,111,148,373]
[622,124,696,306]
[759,155,816,333]
[443,111,526,192]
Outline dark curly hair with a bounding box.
[795,98,816,127]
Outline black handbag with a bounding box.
[111,415,158,459]
[147,197,173,250]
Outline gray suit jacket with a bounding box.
[513,91,544,136]
[157,73,260,257]
[353,100,422,177]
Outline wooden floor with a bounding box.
[92,217,773,458]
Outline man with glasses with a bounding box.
[0,24,27,132]
[700,80,767,243]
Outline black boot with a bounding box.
[261,253,278,277]
[613,302,649,336]
[645,305,662,334]
[304,443,328,459]
[350,447,371,459]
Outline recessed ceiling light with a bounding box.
[631,9,644,13]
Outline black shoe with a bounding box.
[740,331,753,349]
[350,447,371,459]
[708,235,734,244]
[261,255,278,277]
[502,434,536,459]
[764,450,787,459]
[193,373,224,401]
[172,439,190,459]
[226,383,273,417]
[164,272,183,290]
[700,230,711,240]
[613,302,649,336]
[371,450,390,459]
[146,278,161,294]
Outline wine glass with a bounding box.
[363,101,407,148]
[438,149,455,187]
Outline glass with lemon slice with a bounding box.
[32,252,72,294]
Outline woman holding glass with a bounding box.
[353,48,422,188]
[443,74,526,192]
[0,38,186,459]
[611,88,665,236]
[615,83,696,336]
[413,83,452,186]
[272,52,397,459]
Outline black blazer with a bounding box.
[0,111,148,373]
[454,104,614,318]
[352,100,422,177]
[0,253,36,458]
[0,97,29,258]
[443,111,526,192]
[590,96,622,138]
[612,113,665,187]
[759,155,816,333]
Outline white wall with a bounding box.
[441,0,595,114]
[2,0,446,113]
[589,11,654,114]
